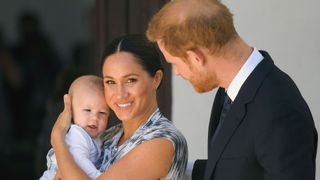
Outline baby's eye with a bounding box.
[99,111,107,115]
[84,109,91,112]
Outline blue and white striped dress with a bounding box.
[98,108,188,179]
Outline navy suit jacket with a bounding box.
[192,51,317,180]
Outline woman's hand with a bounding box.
[51,94,72,145]
[50,94,90,180]
[54,170,61,180]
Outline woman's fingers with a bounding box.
[58,94,72,132]
[52,94,72,136]
[54,170,61,180]
[62,94,72,120]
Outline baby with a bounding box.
[40,75,110,179]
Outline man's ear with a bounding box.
[157,40,165,51]
[186,48,206,66]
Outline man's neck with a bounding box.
[211,37,252,89]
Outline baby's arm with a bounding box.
[66,125,102,179]
[39,148,58,180]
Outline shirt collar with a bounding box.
[226,48,264,101]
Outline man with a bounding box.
[146,0,317,180]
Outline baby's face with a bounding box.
[72,87,109,138]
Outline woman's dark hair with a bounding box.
[101,34,163,78]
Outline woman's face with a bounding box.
[102,52,162,124]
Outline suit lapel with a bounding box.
[204,95,247,180]
[204,51,275,180]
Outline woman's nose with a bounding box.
[116,84,128,98]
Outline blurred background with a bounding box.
[0,0,170,179]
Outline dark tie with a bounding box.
[211,93,232,143]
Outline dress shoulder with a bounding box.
[100,124,122,142]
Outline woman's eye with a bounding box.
[127,78,137,83]
[105,80,115,85]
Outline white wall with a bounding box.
[172,0,320,178]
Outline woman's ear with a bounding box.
[154,70,163,89]
[186,48,206,66]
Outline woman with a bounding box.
[51,34,188,179]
